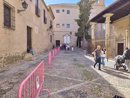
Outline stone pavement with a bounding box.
[0,51,49,98]
[1,49,130,98]
[41,49,130,98]
[85,55,130,98]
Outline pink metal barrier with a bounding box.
[18,61,50,98]
[48,47,60,66]
[52,49,55,59]
[54,48,56,56]
[48,52,52,65]
[54,48,57,55]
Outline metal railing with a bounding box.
[18,61,50,98]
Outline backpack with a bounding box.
[125,49,130,60]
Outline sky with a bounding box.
[44,0,116,6]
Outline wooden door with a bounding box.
[117,43,124,55]
[27,26,32,51]
[56,40,60,47]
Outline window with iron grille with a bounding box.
[4,3,15,30]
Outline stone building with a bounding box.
[91,0,130,58]
[50,1,105,48]
[0,0,54,66]
[89,0,106,50]
[50,4,79,47]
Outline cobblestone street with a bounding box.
[41,49,130,98]
[0,49,130,98]
[1,0,130,98]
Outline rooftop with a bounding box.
[49,3,78,7]
[90,0,130,23]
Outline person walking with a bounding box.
[101,48,106,66]
[93,45,102,70]
[123,47,130,70]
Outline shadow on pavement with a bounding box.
[43,50,126,98]
[102,68,130,80]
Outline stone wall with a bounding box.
[0,0,54,67]
[0,52,26,69]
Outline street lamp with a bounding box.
[17,1,28,13]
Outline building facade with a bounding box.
[90,0,106,50]
[91,0,130,58]
[50,4,79,47]
[0,0,54,66]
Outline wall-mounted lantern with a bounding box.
[17,1,28,13]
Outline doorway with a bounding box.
[117,43,124,55]
[56,40,60,47]
[27,26,32,52]
[64,34,70,44]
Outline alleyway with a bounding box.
[0,49,130,98]
[42,49,130,98]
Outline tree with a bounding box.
[76,0,95,48]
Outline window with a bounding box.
[62,24,65,27]
[62,9,64,12]
[67,10,70,14]
[4,4,11,28]
[43,9,47,24]
[56,24,60,28]
[4,3,15,30]
[56,10,60,13]
[96,0,99,4]
[49,20,53,29]
[35,0,40,17]
[50,35,52,43]
[66,24,70,28]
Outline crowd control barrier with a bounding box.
[48,47,60,66]
[18,61,50,98]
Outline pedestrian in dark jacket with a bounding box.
[123,47,130,70]
[93,45,102,70]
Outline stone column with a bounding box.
[125,29,128,48]
[90,22,96,49]
[103,13,113,59]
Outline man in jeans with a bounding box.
[93,45,102,70]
